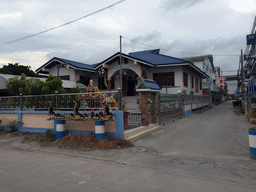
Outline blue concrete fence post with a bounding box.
[95,121,105,139]
[56,120,66,139]
[249,127,256,159]
[178,90,182,109]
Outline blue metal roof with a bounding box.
[129,49,192,66]
[54,57,95,70]
[35,57,95,73]
[144,79,161,90]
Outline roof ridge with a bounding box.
[129,49,160,55]
[152,52,191,63]
[54,57,92,66]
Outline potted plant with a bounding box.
[248,110,256,124]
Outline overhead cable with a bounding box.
[0,0,125,47]
[122,36,240,57]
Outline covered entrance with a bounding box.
[112,69,138,97]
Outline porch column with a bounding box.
[140,92,149,126]
[108,79,111,91]
[152,92,157,124]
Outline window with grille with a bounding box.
[195,78,199,93]
[191,76,194,89]
[59,75,70,80]
[153,72,174,87]
[183,72,188,87]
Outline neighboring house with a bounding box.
[213,67,220,90]
[182,55,219,96]
[0,73,86,96]
[219,77,227,90]
[35,49,209,96]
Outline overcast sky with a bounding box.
[1,0,256,92]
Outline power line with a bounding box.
[0,0,125,47]
[122,36,240,57]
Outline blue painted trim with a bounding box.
[184,109,192,117]
[249,147,256,159]
[19,127,53,133]
[54,120,57,132]
[112,111,124,139]
[249,128,256,135]
[56,131,66,139]
[66,130,94,135]
[95,133,105,139]
[0,126,10,131]
[0,110,125,139]
[0,110,49,114]
[56,120,65,124]
[95,121,105,126]
[18,112,22,130]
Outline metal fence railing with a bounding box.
[158,94,183,124]
[158,94,209,124]
[0,91,119,111]
[128,112,141,127]
[183,95,209,103]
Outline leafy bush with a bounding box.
[6,119,20,132]
[45,130,56,141]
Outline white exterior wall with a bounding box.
[108,59,140,78]
[146,66,202,95]
[105,58,141,91]
[182,67,203,95]
[49,65,76,82]
[193,58,214,91]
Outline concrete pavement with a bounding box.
[0,149,256,192]
[1,101,256,191]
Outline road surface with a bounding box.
[1,101,256,191]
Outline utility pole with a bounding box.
[241,49,244,95]
[118,35,123,111]
[241,49,245,112]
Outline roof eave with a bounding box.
[155,63,209,78]
[36,58,95,73]
[94,53,155,70]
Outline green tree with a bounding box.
[5,73,27,96]
[5,74,66,96]
[0,63,38,77]
[220,87,229,100]
[68,86,81,93]
[41,75,66,94]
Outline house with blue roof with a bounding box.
[35,49,208,96]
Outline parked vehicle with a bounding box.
[232,94,242,108]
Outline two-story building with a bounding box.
[182,55,221,100]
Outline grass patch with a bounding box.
[57,133,133,150]
[21,131,56,147]
[20,132,133,150]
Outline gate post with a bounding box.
[152,92,157,124]
[140,91,149,126]
[135,78,162,126]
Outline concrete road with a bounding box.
[0,148,255,192]
[1,101,256,191]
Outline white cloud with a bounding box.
[228,0,256,12]
[0,0,254,79]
